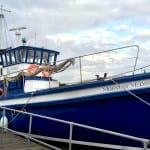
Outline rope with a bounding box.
[4,58,75,82]
[3,18,8,47]
[1,58,75,123]
[3,59,74,123]
[3,17,15,48]
[7,91,35,125]
[108,77,150,106]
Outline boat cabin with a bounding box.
[0,46,60,95]
[0,46,59,68]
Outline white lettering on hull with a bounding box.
[102,80,150,93]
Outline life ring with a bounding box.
[0,88,3,96]
[42,71,51,77]
[27,64,39,73]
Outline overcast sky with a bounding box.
[1,0,150,81]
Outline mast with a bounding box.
[0,5,11,49]
[0,14,4,49]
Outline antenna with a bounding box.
[0,5,11,13]
[9,27,27,46]
[0,5,11,49]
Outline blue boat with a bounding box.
[0,8,150,150]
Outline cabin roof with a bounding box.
[0,46,60,55]
[0,46,60,67]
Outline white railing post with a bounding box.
[143,142,148,150]
[29,114,32,135]
[79,56,82,83]
[69,123,73,150]
[0,108,5,144]
[27,114,32,150]
[1,108,8,130]
[2,108,5,129]
[133,45,140,75]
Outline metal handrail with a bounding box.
[0,106,149,150]
[57,45,139,62]
[1,45,140,79]
[56,45,140,82]
[0,108,62,150]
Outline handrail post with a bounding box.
[69,123,73,150]
[27,114,32,150]
[143,142,148,150]
[79,56,82,83]
[0,108,5,144]
[2,108,5,129]
[133,45,140,75]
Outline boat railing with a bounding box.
[2,44,150,86]
[54,45,142,84]
[0,107,62,150]
[0,106,149,150]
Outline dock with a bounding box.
[0,129,114,150]
[0,129,50,150]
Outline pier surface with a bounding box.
[0,129,50,150]
[0,129,116,150]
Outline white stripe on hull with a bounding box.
[1,79,150,106]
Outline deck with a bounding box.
[0,129,50,150]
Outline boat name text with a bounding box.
[102,80,150,93]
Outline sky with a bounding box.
[0,0,150,82]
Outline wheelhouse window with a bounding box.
[2,54,7,66]
[27,49,34,63]
[10,51,16,64]
[15,50,21,63]
[34,50,41,64]
[6,52,11,65]
[20,49,26,62]
[42,51,49,65]
[49,53,55,65]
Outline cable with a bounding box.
[8,91,35,125]
[4,17,15,48]
[108,77,150,106]
[4,17,8,47]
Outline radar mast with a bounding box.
[0,5,11,49]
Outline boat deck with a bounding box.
[0,129,50,150]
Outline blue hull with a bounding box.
[1,73,150,148]
[6,88,150,148]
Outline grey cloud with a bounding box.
[1,0,149,61]
[2,0,149,36]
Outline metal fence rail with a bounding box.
[52,44,150,85]
[0,106,149,150]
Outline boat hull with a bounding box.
[1,73,150,148]
[3,88,150,148]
